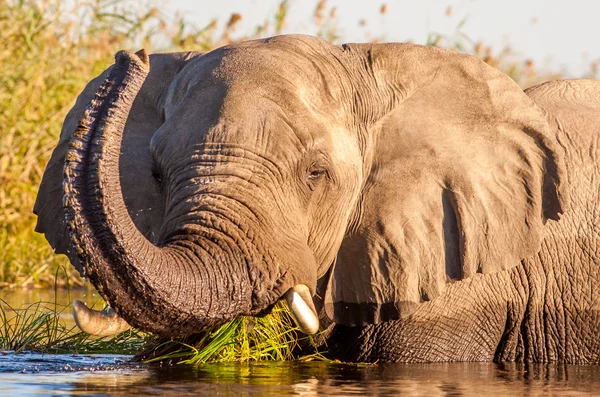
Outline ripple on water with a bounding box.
[0,351,133,373]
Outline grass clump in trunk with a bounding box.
[139,302,326,364]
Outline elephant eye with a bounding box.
[305,155,330,188]
[308,169,326,180]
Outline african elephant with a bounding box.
[34,35,600,363]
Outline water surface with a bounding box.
[2,354,599,396]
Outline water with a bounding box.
[1,289,599,396]
[2,356,599,396]
[1,288,105,313]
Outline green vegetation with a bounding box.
[0,297,146,354]
[1,0,597,362]
[141,303,325,363]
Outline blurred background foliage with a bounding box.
[0,0,597,288]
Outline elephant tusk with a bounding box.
[284,284,319,335]
[72,300,132,337]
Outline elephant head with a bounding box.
[34,35,566,337]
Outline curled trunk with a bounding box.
[63,51,253,336]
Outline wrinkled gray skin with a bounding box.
[35,35,600,363]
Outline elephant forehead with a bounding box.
[209,95,344,160]
[216,36,348,88]
[152,88,340,169]
[154,36,357,162]
[213,63,348,127]
[211,39,354,123]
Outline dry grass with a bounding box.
[0,0,148,287]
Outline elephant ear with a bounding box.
[34,51,204,273]
[325,43,568,326]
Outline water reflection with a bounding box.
[1,356,599,396]
[1,288,104,328]
[1,288,102,309]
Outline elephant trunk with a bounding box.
[64,50,253,336]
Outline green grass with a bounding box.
[0,297,147,354]
[141,303,326,364]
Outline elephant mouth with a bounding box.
[72,283,320,336]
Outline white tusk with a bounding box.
[72,300,132,337]
[284,284,319,335]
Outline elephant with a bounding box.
[34,34,600,363]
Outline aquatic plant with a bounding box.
[0,295,324,362]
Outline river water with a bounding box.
[2,357,599,396]
[1,289,599,396]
